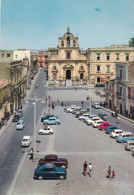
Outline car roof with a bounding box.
[114,129,122,132]
[108,125,118,128]
[23,136,30,139]
[45,154,58,159]
[101,122,110,124]
[49,117,57,119]
[121,132,133,135]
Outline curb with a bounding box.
[0,115,14,138]
[101,107,134,123]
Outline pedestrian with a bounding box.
[30,148,34,160]
[112,170,115,179]
[49,94,50,100]
[117,116,120,124]
[107,166,111,179]
[88,163,93,177]
[53,103,55,109]
[46,96,47,101]
[83,161,87,176]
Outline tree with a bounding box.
[129,38,134,47]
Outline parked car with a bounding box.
[92,120,103,128]
[38,154,68,168]
[98,122,113,131]
[92,103,101,109]
[16,120,25,130]
[106,126,119,134]
[87,117,101,125]
[98,112,107,120]
[38,126,53,135]
[21,136,31,147]
[79,113,90,120]
[12,114,20,122]
[41,114,56,122]
[34,163,67,180]
[16,109,23,118]
[43,117,60,125]
[110,129,123,138]
[66,107,74,113]
[83,115,97,123]
[75,110,87,118]
[116,132,134,143]
[125,140,134,151]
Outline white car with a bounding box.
[66,107,74,113]
[21,136,31,147]
[92,120,103,127]
[87,117,101,125]
[92,103,101,109]
[38,126,53,135]
[110,129,123,138]
[79,113,90,120]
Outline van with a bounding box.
[125,140,134,151]
[116,132,134,143]
[16,120,25,130]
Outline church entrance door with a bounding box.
[66,69,71,79]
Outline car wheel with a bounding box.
[59,175,65,180]
[39,132,43,135]
[61,165,66,169]
[38,176,43,180]
[121,140,124,143]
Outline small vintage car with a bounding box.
[34,163,67,180]
[41,114,57,122]
[98,112,107,120]
[12,114,20,122]
[16,120,25,130]
[43,117,60,125]
[38,154,68,168]
[21,136,31,147]
[75,110,87,118]
[98,122,113,131]
[106,126,119,134]
[38,126,53,135]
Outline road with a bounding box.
[0,69,134,195]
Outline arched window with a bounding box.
[67,37,70,46]
[73,40,76,47]
[61,40,64,47]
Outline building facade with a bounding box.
[87,45,134,83]
[48,28,88,82]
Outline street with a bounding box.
[0,69,134,195]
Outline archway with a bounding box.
[66,69,71,79]
[80,73,83,79]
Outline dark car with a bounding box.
[12,114,20,122]
[34,163,67,180]
[38,154,68,169]
[41,115,58,122]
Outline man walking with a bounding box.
[107,166,111,179]
[88,163,93,177]
[83,161,87,176]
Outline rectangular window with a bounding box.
[107,65,110,72]
[96,53,100,60]
[7,54,10,57]
[120,69,122,78]
[97,65,100,72]
[126,54,129,61]
[97,77,100,83]
[116,53,120,60]
[106,53,110,60]
[66,52,70,59]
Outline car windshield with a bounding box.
[17,122,22,125]
[14,115,19,118]
[22,139,29,142]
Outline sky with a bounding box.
[0,0,134,50]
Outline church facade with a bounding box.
[48,28,88,81]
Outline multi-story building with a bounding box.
[0,60,27,113]
[105,77,115,110]
[38,50,49,68]
[48,27,88,82]
[0,80,11,125]
[87,45,134,83]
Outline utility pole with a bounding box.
[33,93,37,161]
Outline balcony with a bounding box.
[78,67,85,73]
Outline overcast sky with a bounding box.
[1,0,134,50]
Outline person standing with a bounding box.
[88,163,93,177]
[30,148,34,160]
[112,170,115,179]
[83,161,87,176]
[107,166,111,179]
[117,116,120,124]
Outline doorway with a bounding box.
[66,69,71,79]
[80,73,83,79]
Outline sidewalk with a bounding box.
[101,106,134,123]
